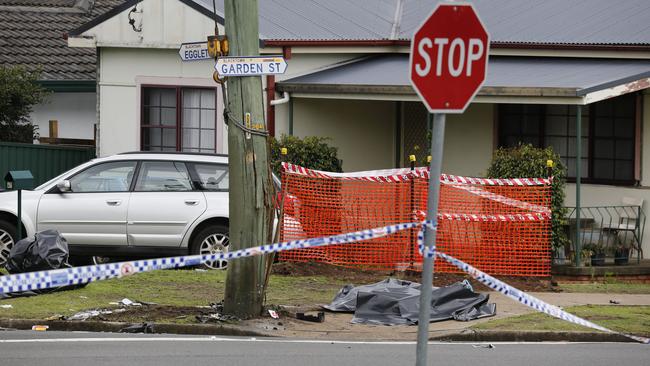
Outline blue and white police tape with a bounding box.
[0,221,424,295]
[416,223,650,344]
[1,220,648,344]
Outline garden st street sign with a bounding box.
[215,56,287,76]
[409,3,490,113]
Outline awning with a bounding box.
[276,55,650,105]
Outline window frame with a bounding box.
[45,160,139,194]
[496,94,640,186]
[140,85,218,153]
[187,162,230,192]
[132,160,196,193]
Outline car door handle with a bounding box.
[106,200,122,206]
[185,200,200,206]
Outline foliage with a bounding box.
[486,144,569,250]
[269,134,343,176]
[583,242,606,255]
[0,66,49,143]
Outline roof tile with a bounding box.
[0,0,123,81]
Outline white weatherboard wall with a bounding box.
[30,92,96,139]
[98,48,361,157]
[80,0,216,48]
[98,47,223,156]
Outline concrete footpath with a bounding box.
[1,292,648,342]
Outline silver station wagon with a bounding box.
[0,152,234,270]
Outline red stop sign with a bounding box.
[409,3,490,113]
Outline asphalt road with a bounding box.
[0,331,648,366]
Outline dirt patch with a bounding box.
[272,261,554,292]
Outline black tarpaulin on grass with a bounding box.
[323,278,496,325]
[1,230,81,299]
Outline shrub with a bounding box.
[269,135,343,176]
[486,144,569,250]
[0,66,49,143]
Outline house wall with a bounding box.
[282,99,495,174]
[98,46,361,156]
[443,103,494,177]
[30,92,96,140]
[98,48,221,156]
[83,0,217,48]
[291,98,396,171]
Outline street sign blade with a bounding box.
[215,56,287,76]
[179,42,211,61]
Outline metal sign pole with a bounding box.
[415,113,446,366]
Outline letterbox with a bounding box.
[4,170,34,190]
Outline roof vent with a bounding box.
[73,0,95,13]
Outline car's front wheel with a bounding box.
[191,224,229,270]
[0,220,17,268]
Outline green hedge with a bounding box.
[486,144,569,250]
[269,135,342,176]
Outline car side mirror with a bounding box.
[56,180,71,193]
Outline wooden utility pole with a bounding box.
[223,0,275,318]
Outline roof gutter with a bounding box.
[276,83,581,98]
[262,39,650,52]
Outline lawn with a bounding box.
[0,269,350,321]
[472,305,650,336]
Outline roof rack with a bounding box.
[118,151,228,158]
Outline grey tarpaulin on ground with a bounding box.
[323,278,496,325]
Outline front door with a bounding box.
[127,161,206,247]
[37,161,136,246]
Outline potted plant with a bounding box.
[583,242,606,266]
[613,241,630,266]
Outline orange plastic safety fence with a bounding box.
[279,165,552,277]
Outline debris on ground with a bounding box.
[119,322,154,333]
[195,301,240,323]
[119,298,142,307]
[196,313,239,323]
[67,308,126,321]
[296,312,325,323]
[44,314,65,321]
[268,309,280,319]
[610,300,621,304]
[0,304,13,309]
[31,325,48,331]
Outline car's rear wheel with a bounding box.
[191,224,229,270]
[0,220,18,268]
[92,256,112,265]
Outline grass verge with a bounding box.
[558,283,650,294]
[472,305,650,336]
[0,269,350,321]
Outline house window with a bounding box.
[141,87,217,153]
[498,94,637,184]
